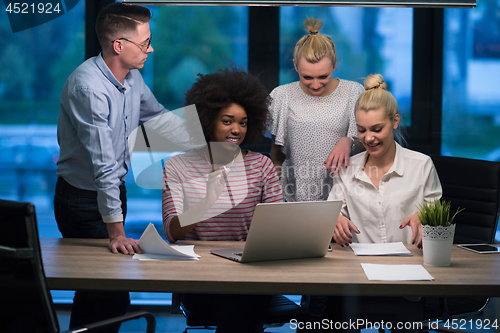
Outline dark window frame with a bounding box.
[408,8,443,155]
[85,1,115,59]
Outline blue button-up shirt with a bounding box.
[57,54,190,222]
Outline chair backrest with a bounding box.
[0,199,59,333]
[430,155,500,244]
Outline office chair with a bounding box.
[0,199,156,333]
[171,293,309,333]
[430,155,500,245]
[422,155,500,330]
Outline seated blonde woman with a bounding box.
[323,74,442,331]
[329,74,442,248]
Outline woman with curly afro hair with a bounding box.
[183,67,271,147]
[161,67,283,332]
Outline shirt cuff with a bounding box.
[102,214,124,223]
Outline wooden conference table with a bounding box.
[41,238,500,297]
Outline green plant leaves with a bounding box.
[416,200,465,227]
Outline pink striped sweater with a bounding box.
[162,150,283,242]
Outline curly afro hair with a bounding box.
[183,67,270,146]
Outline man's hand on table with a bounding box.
[107,221,142,255]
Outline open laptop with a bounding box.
[210,200,342,263]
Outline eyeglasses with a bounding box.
[112,34,152,53]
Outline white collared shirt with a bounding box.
[328,143,442,244]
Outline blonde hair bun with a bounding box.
[304,17,323,35]
[364,74,388,91]
[294,17,336,66]
[356,73,398,123]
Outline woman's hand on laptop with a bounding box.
[333,215,360,247]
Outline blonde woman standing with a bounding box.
[270,17,364,203]
[269,18,364,329]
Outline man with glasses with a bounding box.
[113,33,152,53]
[55,3,190,332]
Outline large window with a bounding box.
[0,0,86,308]
[143,5,248,111]
[279,7,413,126]
[442,0,500,160]
[0,0,85,238]
[442,0,500,241]
[2,0,499,307]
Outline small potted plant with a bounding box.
[417,200,464,266]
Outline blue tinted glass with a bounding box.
[443,0,500,242]
[142,6,249,111]
[442,1,500,160]
[0,1,85,238]
[279,7,413,126]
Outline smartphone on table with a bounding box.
[457,244,500,254]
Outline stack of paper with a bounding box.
[361,263,434,281]
[349,242,412,256]
[132,223,200,261]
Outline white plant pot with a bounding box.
[422,224,455,267]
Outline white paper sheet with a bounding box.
[349,242,412,256]
[361,263,434,281]
[132,223,200,261]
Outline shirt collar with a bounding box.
[391,142,404,176]
[95,53,134,92]
[352,141,404,180]
[353,151,369,180]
